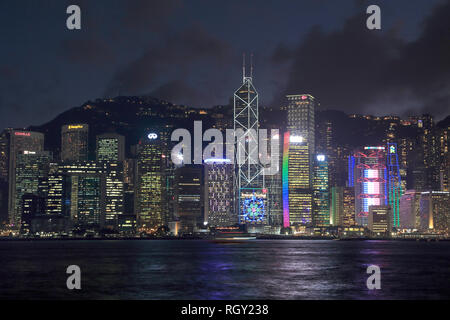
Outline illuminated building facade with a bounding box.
[368,205,391,235]
[283,132,313,226]
[135,133,165,231]
[352,146,387,226]
[21,194,46,234]
[46,164,71,217]
[61,124,89,162]
[175,165,203,233]
[419,191,449,232]
[399,190,421,229]
[204,159,235,227]
[313,155,329,226]
[13,151,51,227]
[5,130,44,227]
[386,143,402,228]
[286,94,316,156]
[57,162,106,226]
[96,133,125,162]
[330,186,356,227]
[103,162,124,228]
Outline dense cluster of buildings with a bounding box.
[0,74,448,239]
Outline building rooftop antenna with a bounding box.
[242,52,246,83]
[250,53,253,78]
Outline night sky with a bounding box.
[0,0,449,130]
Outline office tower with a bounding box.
[417,115,440,189]
[135,132,165,232]
[0,130,9,183]
[399,190,421,229]
[330,186,343,226]
[233,58,266,225]
[4,130,44,226]
[61,124,89,162]
[386,143,402,228]
[410,164,428,191]
[46,164,71,217]
[204,159,235,227]
[94,133,125,229]
[21,194,46,234]
[330,186,355,227]
[0,130,9,224]
[283,94,316,228]
[398,136,414,190]
[352,146,388,226]
[13,151,51,226]
[175,165,203,233]
[342,187,356,226]
[283,132,312,226]
[265,132,283,227]
[419,191,449,232]
[286,94,316,156]
[103,162,124,228]
[96,133,125,162]
[313,155,329,227]
[437,124,449,191]
[368,205,392,235]
[57,162,106,227]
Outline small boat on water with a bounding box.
[211,227,256,243]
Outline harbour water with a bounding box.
[0,239,449,299]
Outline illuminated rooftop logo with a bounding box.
[148,133,158,140]
[317,154,325,162]
[289,135,304,143]
[14,132,31,137]
[68,125,84,130]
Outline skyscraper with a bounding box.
[96,133,125,162]
[353,146,388,226]
[46,163,71,217]
[283,132,312,226]
[286,94,316,156]
[6,130,45,227]
[135,132,165,232]
[399,190,421,229]
[14,150,51,226]
[175,165,203,233]
[233,58,266,225]
[419,191,449,232]
[61,124,89,162]
[57,161,106,227]
[330,186,356,227]
[103,162,124,229]
[204,159,234,227]
[96,133,125,229]
[313,154,329,227]
[368,205,391,236]
[283,94,316,228]
[386,143,402,228]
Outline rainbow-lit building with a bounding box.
[282,132,313,227]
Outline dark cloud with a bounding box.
[273,0,450,119]
[122,0,182,32]
[149,80,201,105]
[104,24,233,105]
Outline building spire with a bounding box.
[242,52,246,83]
[250,53,253,78]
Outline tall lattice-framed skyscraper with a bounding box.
[233,55,266,225]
